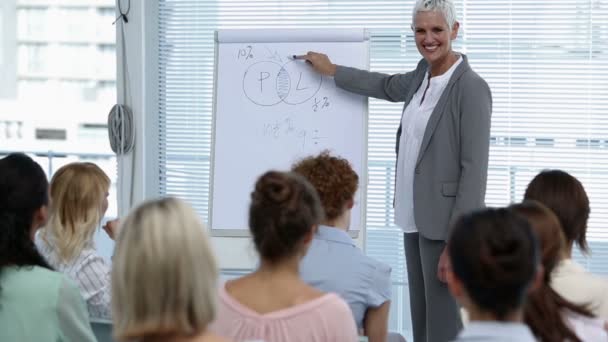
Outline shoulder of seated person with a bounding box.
[293,284,326,305]
[26,266,66,283]
[370,257,391,275]
[321,293,355,316]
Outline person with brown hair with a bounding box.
[510,201,607,341]
[524,170,608,318]
[210,171,358,342]
[293,151,392,342]
[446,208,538,342]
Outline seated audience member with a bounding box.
[510,201,607,342]
[524,170,608,318]
[447,208,539,342]
[36,162,117,319]
[0,153,96,341]
[210,171,358,342]
[293,151,391,341]
[112,197,227,342]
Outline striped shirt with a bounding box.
[35,234,112,320]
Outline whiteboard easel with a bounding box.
[211,29,369,244]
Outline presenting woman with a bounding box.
[296,0,492,341]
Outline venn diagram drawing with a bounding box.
[243,60,323,107]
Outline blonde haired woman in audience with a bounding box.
[36,162,118,319]
[112,197,227,342]
[0,154,96,341]
[510,201,608,342]
[210,171,358,342]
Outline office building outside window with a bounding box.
[0,0,117,261]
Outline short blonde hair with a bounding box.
[40,162,110,263]
[112,197,218,341]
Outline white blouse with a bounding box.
[394,56,463,233]
[552,258,608,319]
[564,310,608,341]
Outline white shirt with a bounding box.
[564,310,608,341]
[394,56,463,233]
[452,321,536,342]
[35,234,112,320]
[552,258,608,319]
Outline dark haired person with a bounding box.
[293,151,392,342]
[511,201,607,341]
[524,170,608,318]
[210,171,358,342]
[0,153,96,342]
[446,208,538,342]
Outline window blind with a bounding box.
[157,0,414,286]
[466,0,608,272]
[157,0,608,336]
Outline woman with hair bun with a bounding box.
[446,208,539,342]
[210,171,358,342]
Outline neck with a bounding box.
[429,51,459,77]
[142,330,208,342]
[563,243,574,258]
[257,255,301,277]
[322,211,350,231]
[468,307,523,323]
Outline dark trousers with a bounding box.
[404,232,462,342]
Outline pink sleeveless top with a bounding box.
[210,284,358,342]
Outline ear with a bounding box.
[451,21,460,40]
[346,198,354,210]
[446,267,463,299]
[302,225,317,245]
[32,205,49,231]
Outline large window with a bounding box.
[156,0,608,338]
[0,0,118,261]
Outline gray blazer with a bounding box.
[334,55,492,241]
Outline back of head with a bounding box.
[249,171,323,263]
[509,201,566,280]
[412,0,457,30]
[291,151,358,222]
[0,153,50,270]
[524,170,590,253]
[112,197,218,341]
[448,208,538,320]
[41,162,110,263]
[510,201,593,342]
